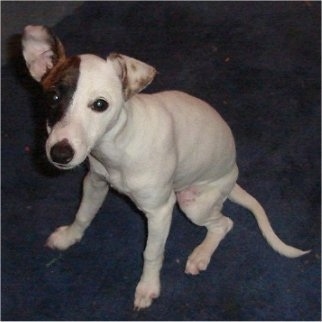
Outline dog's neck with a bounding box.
[90,100,133,168]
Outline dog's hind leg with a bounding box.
[46,169,109,250]
[185,213,233,275]
[177,171,237,275]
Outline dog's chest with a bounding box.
[102,160,161,209]
[103,167,125,192]
[104,164,140,198]
[90,146,131,193]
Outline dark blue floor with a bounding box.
[2,2,321,320]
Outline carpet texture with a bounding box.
[2,2,321,320]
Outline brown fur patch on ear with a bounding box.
[130,63,137,72]
[41,56,80,90]
[125,70,156,99]
[109,52,128,97]
[46,26,66,66]
[109,53,157,100]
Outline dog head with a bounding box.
[22,25,156,169]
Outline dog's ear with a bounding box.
[108,53,156,100]
[22,25,65,82]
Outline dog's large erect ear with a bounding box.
[108,53,157,100]
[22,25,65,82]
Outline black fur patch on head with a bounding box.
[42,56,80,128]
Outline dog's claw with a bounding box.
[133,304,144,312]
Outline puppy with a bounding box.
[22,25,309,309]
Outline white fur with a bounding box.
[22,26,309,310]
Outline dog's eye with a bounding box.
[46,89,61,106]
[51,93,60,103]
[91,99,109,112]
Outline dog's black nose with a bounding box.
[50,139,74,165]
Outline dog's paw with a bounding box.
[134,280,160,310]
[185,245,211,275]
[46,225,82,250]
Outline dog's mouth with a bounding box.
[51,162,76,170]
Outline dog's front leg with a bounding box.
[134,192,176,310]
[46,170,109,250]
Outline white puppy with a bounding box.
[22,25,309,310]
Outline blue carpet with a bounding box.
[2,1,321,320]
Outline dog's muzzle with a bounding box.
[49,139,75,167]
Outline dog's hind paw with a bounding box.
[46,225,82,250]
[185,246,211,275]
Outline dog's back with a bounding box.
[130,90,237,188]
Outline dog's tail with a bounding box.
[228,184,310,258]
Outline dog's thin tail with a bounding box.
[228,184,310,258]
